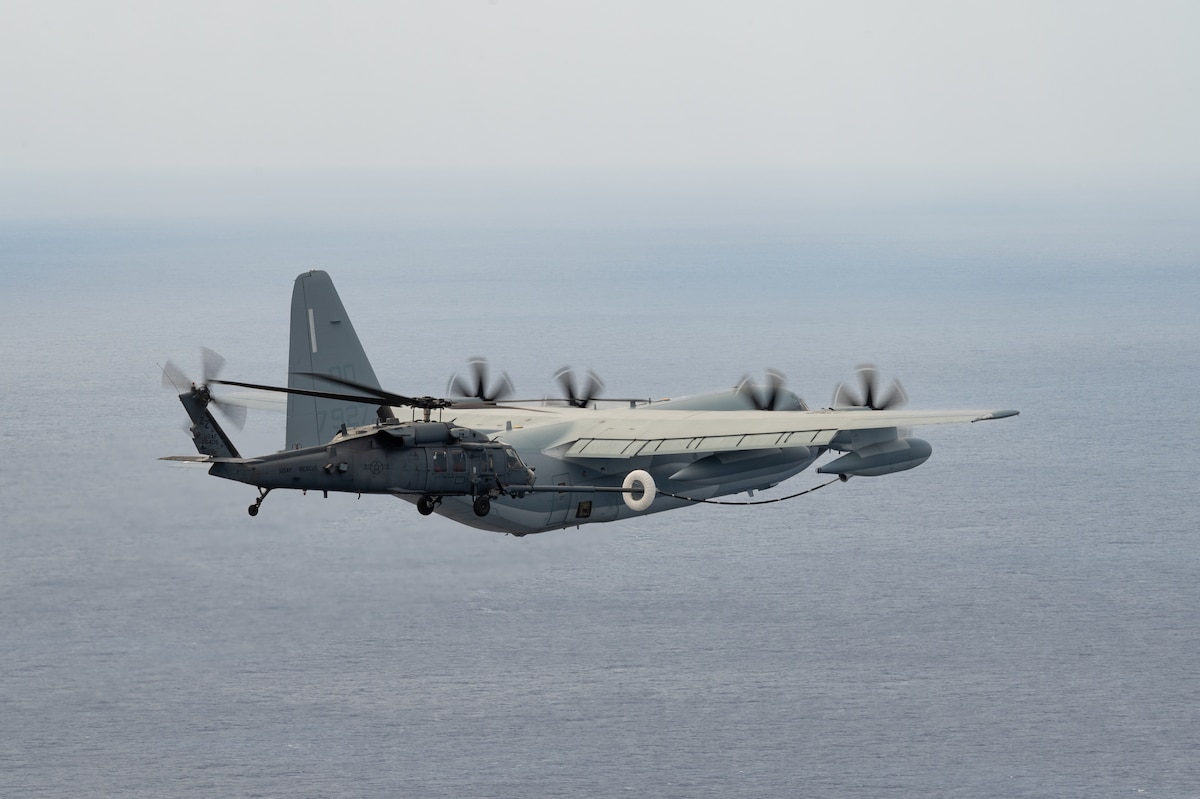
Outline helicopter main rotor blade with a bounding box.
[212,378,396,407]
[216,374,562,416]
[294,372,453,410]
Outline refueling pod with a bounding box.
[817,437,933,478]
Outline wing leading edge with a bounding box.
[551,407,1018,461]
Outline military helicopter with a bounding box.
[161,350,538,518]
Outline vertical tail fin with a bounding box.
[178,389,241,459]
[286,270,382,449]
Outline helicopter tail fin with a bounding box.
[176,388,242,459]
[286,270,383,449]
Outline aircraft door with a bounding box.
[448,448,469,493]
[427,447,470,495]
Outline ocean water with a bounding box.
[2,183,1198,797]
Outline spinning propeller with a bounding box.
[448,358,515,403]
[554,367,605,408]
[161,347,247,429]
[737,369,790,411]
[832,364,908,410]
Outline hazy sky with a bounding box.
[2,0,1197,178]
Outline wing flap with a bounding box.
[553,408,1017,461]
[563,429,838,459]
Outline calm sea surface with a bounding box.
[2,187,1198,797]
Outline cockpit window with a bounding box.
[505,448,522,470]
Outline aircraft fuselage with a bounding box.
[402,404,823,535]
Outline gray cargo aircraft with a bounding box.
[163,270,1018,536]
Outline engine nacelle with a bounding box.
[817,437,932,477]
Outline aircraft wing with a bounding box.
[555,407,1019,460]
[813,407,1020,429]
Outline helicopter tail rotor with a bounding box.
[161,347,248,430]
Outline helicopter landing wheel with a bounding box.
[472,496,491,517]
[417,495,438,516]
[248,487,271,517]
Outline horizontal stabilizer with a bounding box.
[160,455,263,464]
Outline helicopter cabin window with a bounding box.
[432,449,448,472]
[450,449,466,473]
